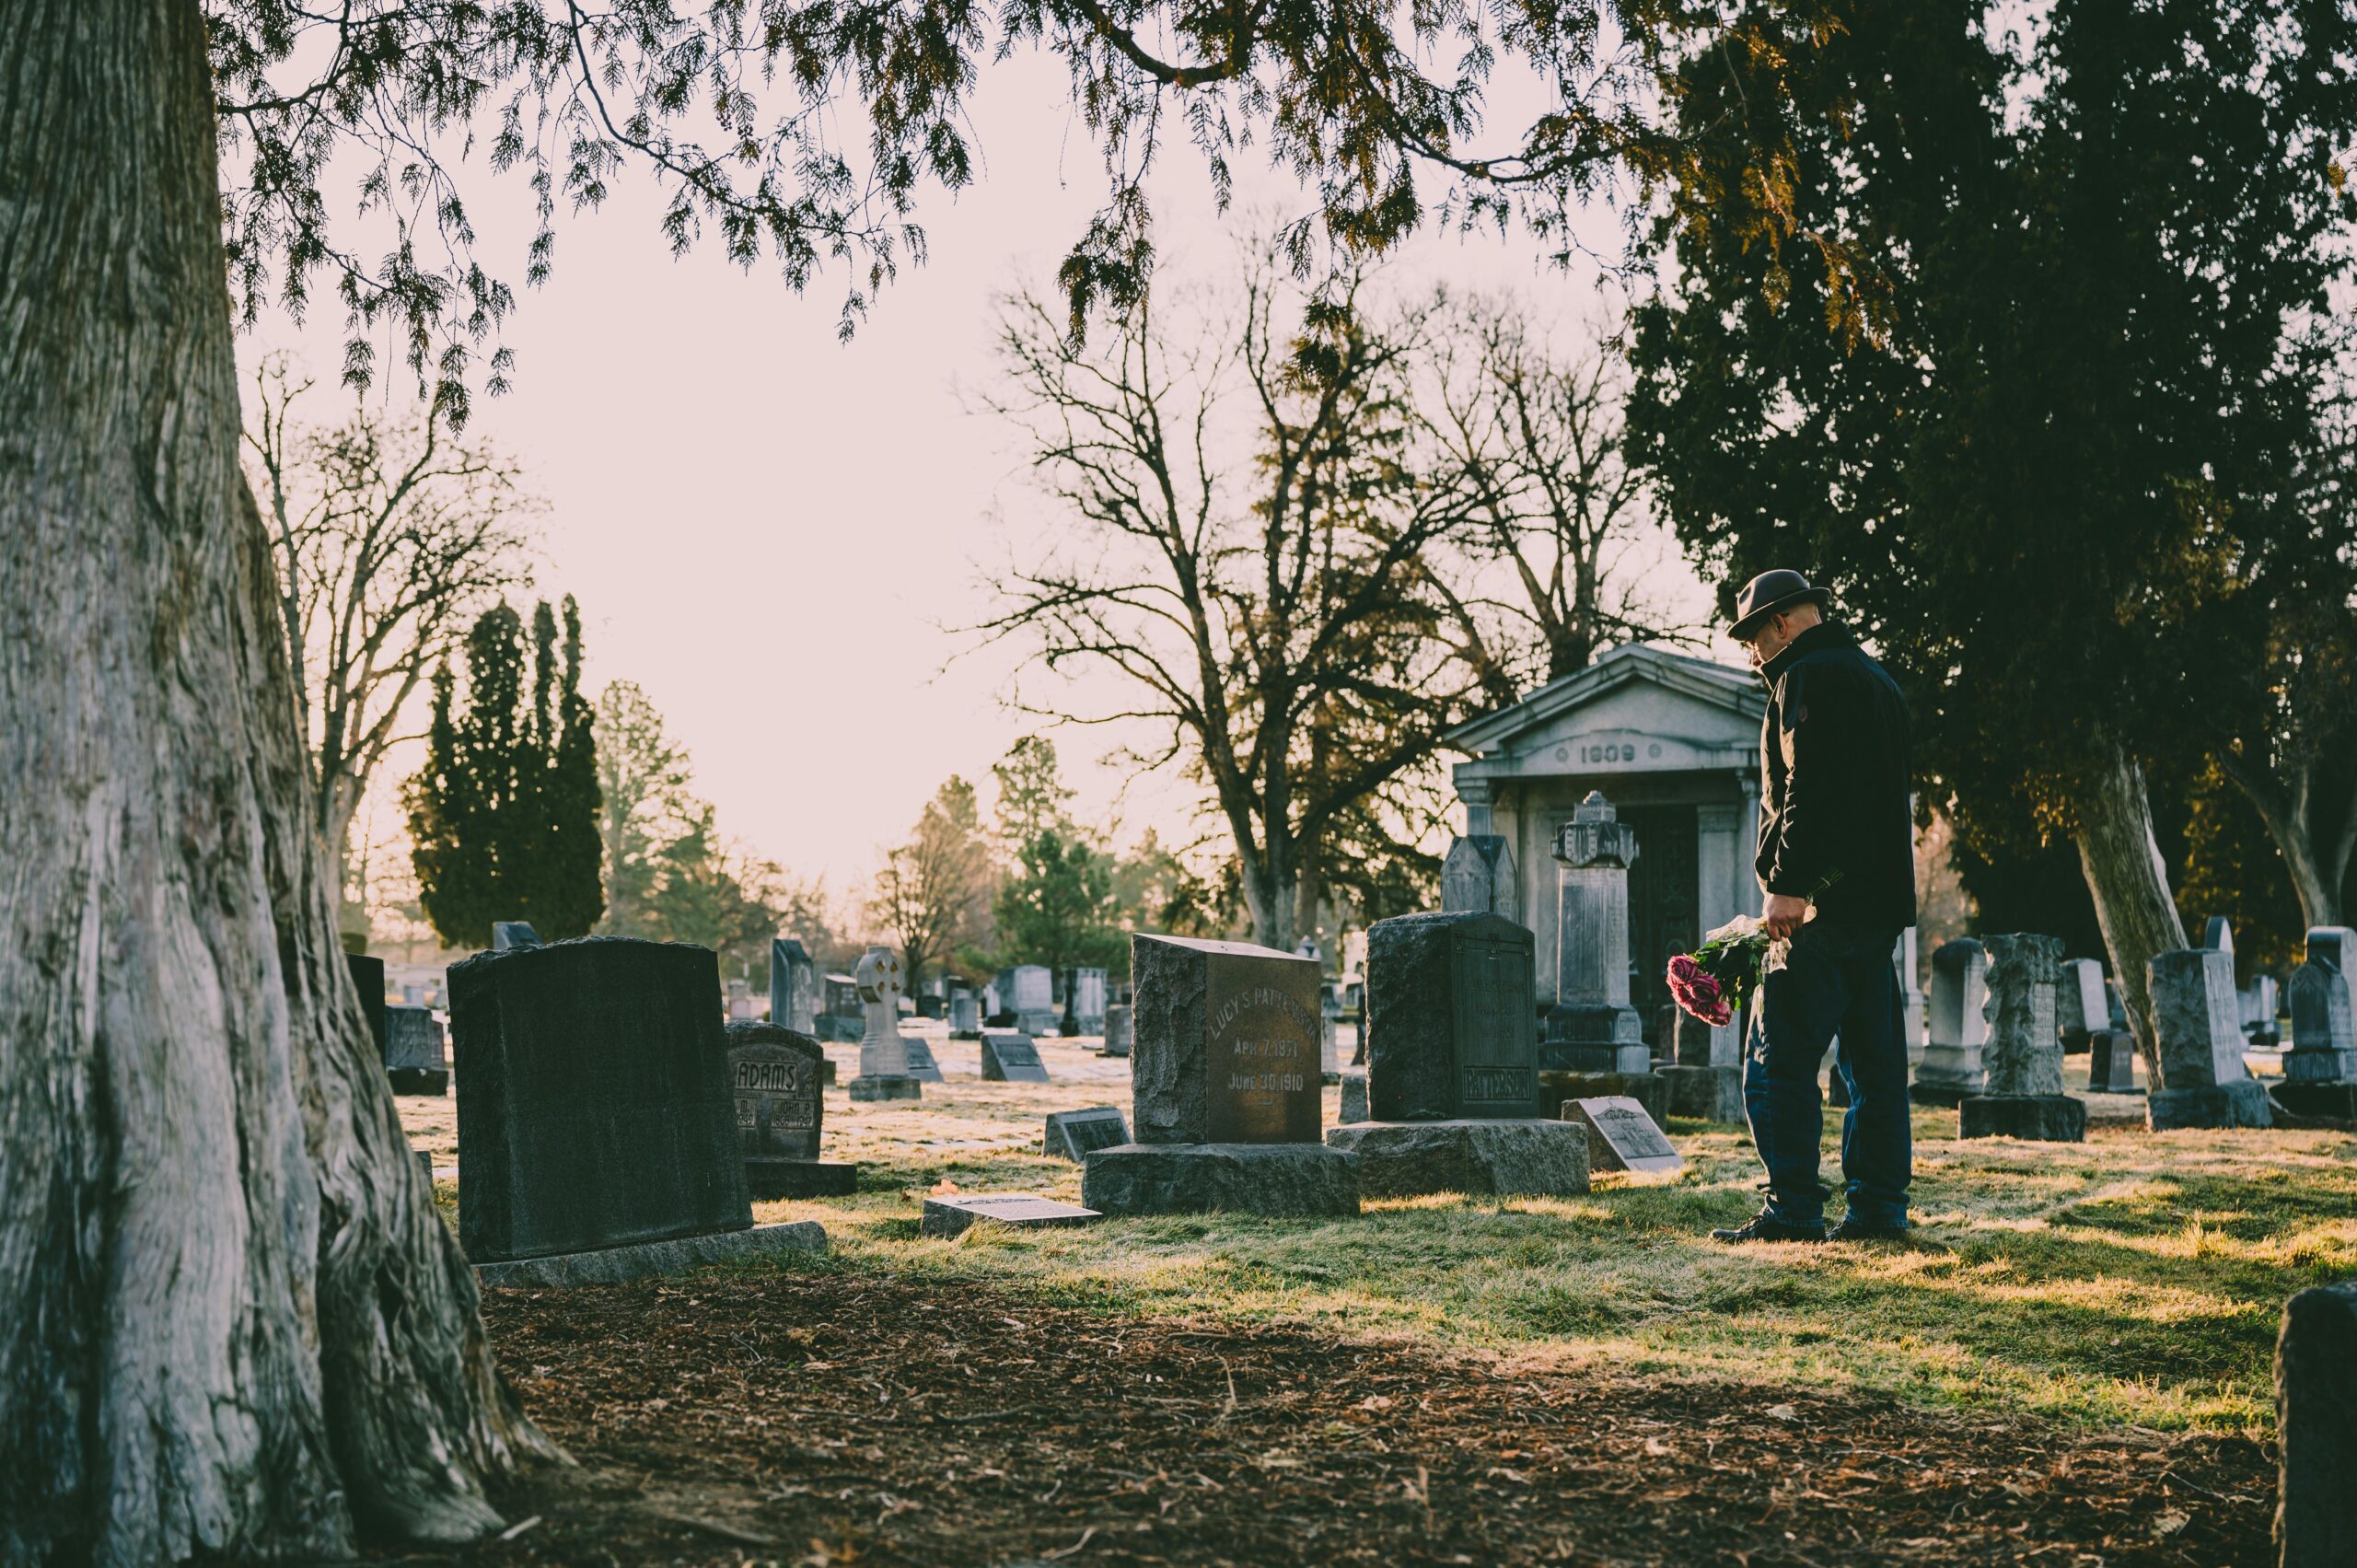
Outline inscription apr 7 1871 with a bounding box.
[1205,958,1322,1144]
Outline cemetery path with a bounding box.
[365,1268,2270,1567]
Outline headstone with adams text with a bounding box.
[2146,947,2272,1129]
[1959,933,2085,1142]
[726,1020,855,1198]
[450,936,827,1283]
[1325,912,1587,1198]
[1081,934,1359,1217]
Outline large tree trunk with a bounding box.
[0,4,557,1560]
[2072,737,2189,1084]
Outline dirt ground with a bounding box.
[357,1267,2273,1568]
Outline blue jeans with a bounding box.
[1744,916,1911,1229]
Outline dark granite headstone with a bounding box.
[1130,933,1321,1144]
[1364,912,1539,1121]
[2277,1280,2357,1567]
[981,1031,1051,1083]
[452,936,750,1263]
[818,973,864,1042]
[769,937,819,1033]
[384,1005,448,1095]
[1043,1106,1131,1160]
[346,951,388,1065]
[1561,1096,1684,1175]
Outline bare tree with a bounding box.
[1418,298,1694,702]
[242,355,537,927]
[979,250,1486,949]
[869,777,993,995]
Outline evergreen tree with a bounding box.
[406,598,602,947]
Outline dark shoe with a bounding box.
[1710,1210,1827,1244]
[1829,1214,1910,1242]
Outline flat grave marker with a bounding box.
[920,1193,1102,1238]
[1561,1096,1684,1176]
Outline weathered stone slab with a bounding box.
[1365,911,1539,1121]
[1081,1142,1360,1217]
[1913,938,1989,1104]
[2202,915,2234,955]
[1043,1106,1131,1160]
[452,936,751,1265]
[385,1004,448,1096]
[1324,1120,1588,1198]
[999,965,1058,1037]
[1560,1096,1683,1175]
[1131,934,1321,1145]
[2149,947,2265,1102]
[948,987,982,1040]
[769,937,819,1033]
[2148,1081,2273,1130]
[492,921,541,951]
[981,1031,1051,1083]
[920,1194,1103,1238]
[2277,1279,2357,1567]
[474,1220,827,1288]
[1538,1069,1667,1130]
[1440,833,1519,922]
[2087,1030,2141,1094]
[1962,934,2080,1139]
[1339,1073,1368,1125]
[1661,1064,1743,1122]
[1072,968,1109,1034]
[2284,929,2356,1089]
[1099,1004,1132,1058]
[2057,958,2107,1053]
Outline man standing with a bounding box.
[1711,570,1917,1244]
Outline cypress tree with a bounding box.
[406,598,603,947]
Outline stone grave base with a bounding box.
[746,1159,860,1200]
[474,1220,829,1288]
[1537,1069,1666,1128]
[1081,1143,1360,1218]
[1097,1041,1130,1058]
[1959,1093,2087,1143]
[1907,1077,1980,1108]
[1323,1120,1588,1199]
[1338,1073,1368,1125]
[2147,1080,2274,1131]
[2269,1081,2357,1125]
[1661,1064,1743,1123]
[388,1067,448,1097]
[849,1075,923,1103]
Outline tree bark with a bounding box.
[0,3,558,1560]
[2071,737,2189,1083]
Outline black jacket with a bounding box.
[1756,621,1917,933]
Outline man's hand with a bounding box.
[1762,893,1810,941]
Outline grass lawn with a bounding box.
[412,1028,2357,1438]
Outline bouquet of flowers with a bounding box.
[1666,916,1776,1028]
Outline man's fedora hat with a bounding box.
[1727,569,1833,641]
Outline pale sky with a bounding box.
[241,50,1721,902]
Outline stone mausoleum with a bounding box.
[1446,645,1767,1040]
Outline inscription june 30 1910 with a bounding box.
[1205,969,1321,1144]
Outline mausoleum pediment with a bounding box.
[1447,645,1763,777]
